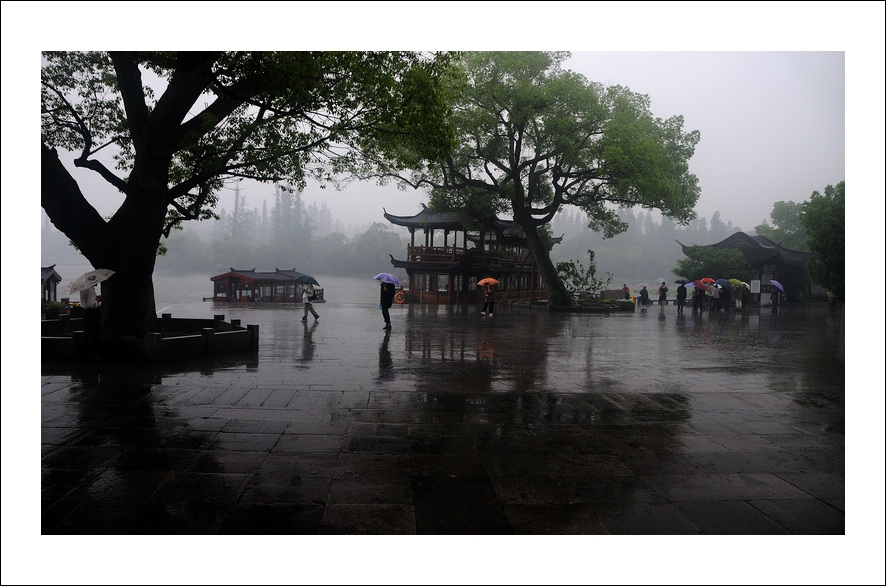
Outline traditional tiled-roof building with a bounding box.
[677,231,817,300]
[42,264,62,305]
[209,268,323,303]
[383,204,561,305]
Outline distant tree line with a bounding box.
[548,206,745,283]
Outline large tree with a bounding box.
[753,200,808,250]
[800,180,845,300]
[363,51,701,305]
[41,51,457,337]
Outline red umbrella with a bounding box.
[692,280,708,291]
[700,277,716,284]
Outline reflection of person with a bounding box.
[301,285,319,322]
[378,329,394,380]
[639,286,649,309]
[658,282,668,309]
[827,290,837,311]
[676,283,687,314]
[301,321,318,361]
[622,284,630,299]
[80,284,101,361]
[480,284,495,317]
[380,282,395,330]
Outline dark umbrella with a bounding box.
[295,274,320,286]
[675,278,690,285]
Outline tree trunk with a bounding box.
[42,145,164,338]
[514,213,575,307]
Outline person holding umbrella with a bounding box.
[80,283,101,361]
[676,282,687,314]
[658,281,668,310]
[480,283,496,317]
[380,281,396,329]
[68,268,114,362]
[301,284,320,322]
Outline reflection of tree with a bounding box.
[42,365,226,533]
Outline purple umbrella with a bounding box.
[373,273,401,285]
[770,280,784,292]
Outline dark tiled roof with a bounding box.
[385,204,562,247]
[211,268,315,283]
[42,264,62,284]
[383,204,464,230]
[677,232,814,266]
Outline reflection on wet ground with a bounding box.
[40,302,844,537]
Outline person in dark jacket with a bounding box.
[480,284,496,317]
[676,283,687,314]
[380,282,396,329]
[639,286,649,309]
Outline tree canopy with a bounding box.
[363,51,701,305]
[41,51,458,336]
[801,180,845,300]
[673,246,754,283]
[753,200,809,251]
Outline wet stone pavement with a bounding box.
[37,301,847,538]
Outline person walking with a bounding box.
[379,281,395,329]
[301,284,319,322]
[80,284,101,361]
[676,283,687,314]
[658,281,668,310]
[639,286,649,309]
[480,284,496,317]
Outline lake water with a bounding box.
[52,264,379,318]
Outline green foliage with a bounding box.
[753,200,808,250]
[370,51,701,306]
[673,246,754,282]
[41,51,458,336]
[555,250,613,304]
[800,181,844,299]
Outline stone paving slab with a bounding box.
[11,301,880,582]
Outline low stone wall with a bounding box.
[41,313,259,362]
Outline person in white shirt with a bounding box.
[301,285,319,322]
[79,285,101,360]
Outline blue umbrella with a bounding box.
[373,273,400,285]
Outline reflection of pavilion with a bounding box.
[384,204,561,305]
[678,232,817,300]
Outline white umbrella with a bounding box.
[67,269,115,294]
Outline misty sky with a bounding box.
[5,2,885,581]
[36,51,847,234]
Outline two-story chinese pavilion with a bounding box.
[383,204,560,305]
